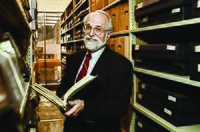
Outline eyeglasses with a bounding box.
[83,25,110,35]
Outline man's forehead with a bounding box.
[89,12,108,21]
[86,13,108,25]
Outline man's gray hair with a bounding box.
[83,10,113,31]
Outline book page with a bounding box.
[35,83,63,105]
[31,75,97,110]
[63,75,97,105]
[31,84,66,110]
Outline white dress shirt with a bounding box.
[75,47,105,83]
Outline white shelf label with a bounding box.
[164,108,172,116]
[135,45,140,50]
[198,64,200,72]
[138,93,143,100]
[195,45,200,52]
[168,95,176,102]
[141,83,146,89]
[136,2,143,9]
[138,122,143,128]
[142,17,148,22]
[166,45,176,50]
[198,0,200,8]
[172,8,180,13]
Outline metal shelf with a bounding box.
[130,18,200,43]
[111,30,130,37]
[102,0,121,11]
[131,18,200,33]
[74,0,88,14]
[133,103,200,132]
[134,67,200,87]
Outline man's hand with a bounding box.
[64,99,84,117]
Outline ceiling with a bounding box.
[37,0,72,12]
[36,0,72,26]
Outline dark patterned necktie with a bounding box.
[76,53,92,82]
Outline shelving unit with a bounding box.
[0,0,38,131]
[0,0,31,111]
[0,0,31,56]
[130,0,200,132]
[60,0,89,76]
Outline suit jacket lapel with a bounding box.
[91,46,111,76]
[71,50,86,81]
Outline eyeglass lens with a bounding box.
[84,25,104,35]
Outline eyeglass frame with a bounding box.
[83,24,111,36]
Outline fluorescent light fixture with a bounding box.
[45,17,60,20]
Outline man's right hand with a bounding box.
[64,99,84,117]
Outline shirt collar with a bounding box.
[86,46,106,59]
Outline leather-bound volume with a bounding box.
[135,0,194,27]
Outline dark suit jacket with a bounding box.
[56,46,133,132]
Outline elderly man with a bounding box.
[56,10,133,132]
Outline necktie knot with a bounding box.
[86,53,92,60]
[75,53,92,82]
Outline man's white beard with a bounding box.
[83,34,108,52]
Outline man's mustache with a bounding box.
[84,35,100,41]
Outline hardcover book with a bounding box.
[31,75,98,111]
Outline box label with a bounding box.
[168,95,176,102]
[198,64,200,72]
[136,2,143,10]
[164,108,172,116]
[198,0,200,8]
[138,93,143,100]
[195,45,200,52]
[172,8,180,13]
[135,45,140,50]
[141,83,146,89]
[138,122,143,128]
[142,17,148,22]
[166,45,176,50]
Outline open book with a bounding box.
[31,75,98,111]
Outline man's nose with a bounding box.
[89,28,95,36]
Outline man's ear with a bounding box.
[107,31,112,39]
